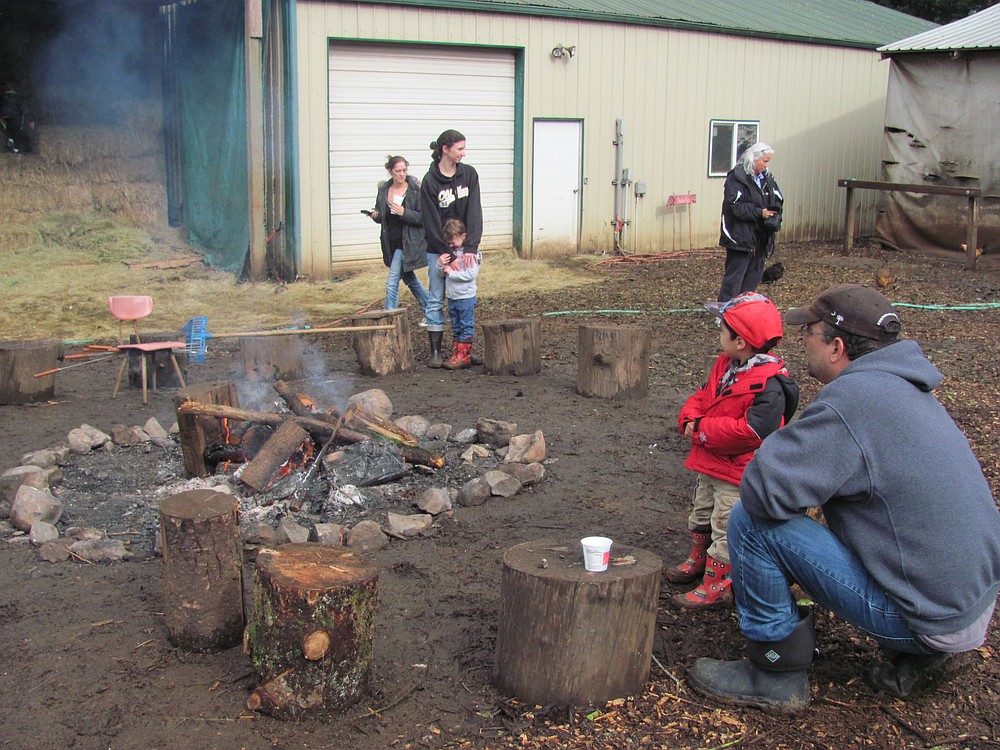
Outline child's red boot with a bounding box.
[673,556,733,610]
[664,527,711,583]
[443,341,472,370]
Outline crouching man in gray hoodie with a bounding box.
[689,284,1000,711]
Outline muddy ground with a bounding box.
[1,239,998,750]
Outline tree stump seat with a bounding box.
[351,309,412,375]
[576,324,651,399]
[482,318,542,375]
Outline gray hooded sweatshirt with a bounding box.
[742,339,1000,637]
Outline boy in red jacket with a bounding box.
[669,292,799,609]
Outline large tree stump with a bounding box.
[482,318,541,375]
[245,543,379,720]
[351,309,412,376]
[174,380,240,477]
[576,324,651,400]
[239,335,305,381]
[0,338,64,404]
[160,489,245,652]
[494,538,661,706]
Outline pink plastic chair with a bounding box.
[109,296,187,403]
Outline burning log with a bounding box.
[173,381,240,477]
[239,420,312,492]
[160,489,245,652]
[175,401,444,469]
[245,543,379,719]
[576,323,651,400]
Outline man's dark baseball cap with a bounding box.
[786,284,901,341]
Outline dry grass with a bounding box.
[0,211,603,344]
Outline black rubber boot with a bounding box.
[688,607,815,712]
[869,648,956,699]
[427,331,444,368]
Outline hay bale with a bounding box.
[0,183,93,213]
[39,127,159,165]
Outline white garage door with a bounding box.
[329,43,515,264]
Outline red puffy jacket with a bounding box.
[678,353,798,486]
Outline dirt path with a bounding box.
[1,240,998,749]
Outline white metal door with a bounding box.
[328,43,515,263]
[531,120,582,254]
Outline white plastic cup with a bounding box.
[392,194,404,205]
[581,536,612,572]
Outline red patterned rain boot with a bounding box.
[443,341,472,370]
[674,556,733,610]
[664,527,712,583]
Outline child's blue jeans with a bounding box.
[447,297,476,343]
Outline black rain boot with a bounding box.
[869,647,956,699]
[427,331,444,369]
[688,606,815,712]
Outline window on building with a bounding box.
[708,120,759,177]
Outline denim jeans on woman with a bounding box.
[424,252,447,332]
[728,503,938,654]
[384,248,428,312]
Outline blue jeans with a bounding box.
[425,252,447,332]
[448,296,476,343]
[384,248,428,312]
[729,503,935,653]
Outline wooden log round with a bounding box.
[576,324,651,400]
[482,318,541,375]
[494,538,661,706]
[351,308,412,376]
[245,543,379,719]
[173,381,240,478]
[239,335,305,381]
[160,489,245,652]
[0,338,64,405]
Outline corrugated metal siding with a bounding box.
[348,0,936,48]
[880,3,1000,54]
[296,2,891,275]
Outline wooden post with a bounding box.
[350,309,412,376]
[494,539,661,706]
[160,489,245,652]
[843,185,856,256]
[173,380,240,478]
[0,339,63,405]
[239,419,311,491]
[482,318,542,375]
[245,543,379,719]
[966,195,979,271]
[576,324,651,399]
[240,335,305,381]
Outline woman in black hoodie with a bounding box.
[420,129,483,367]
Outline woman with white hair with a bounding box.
[717,142,783,302]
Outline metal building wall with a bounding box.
[295,1,889,278]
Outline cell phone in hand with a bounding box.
[360,209,373,217]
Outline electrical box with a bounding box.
[634,181,647,197]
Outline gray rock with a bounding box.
[416,487,452,515]
[395,415,430,437]
[498,462,546,486]
[312,522,346,546]
[485,470,522,498]
[277,517,310,544]
[50,444,72,465]
[348,389,393,419]
[143,418,169,439]
[505,431,547,464]
[477,418,517,448]
[78,424,112,448]
[69,538,129,563]
[111,424,147,446]
[10,486,63,532]
[386,511,432,537]
[20,449,57,470]
[43,466,64,486]
[245,523,278,547]
[39,538,73,563]
[450,428,478,444]
[347,520,389,552]
[0,466,48,504]
[0,500,10,520]
[64,526,108,541]
[461,444,492,464]
[29,521,60,545]
[67,429,95,455]
[424,423,452,441]
[457,476,491,507]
